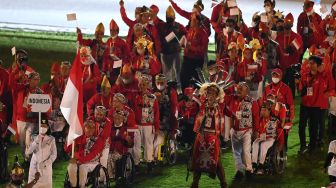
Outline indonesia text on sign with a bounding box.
[27,94,52,112]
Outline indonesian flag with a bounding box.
[61,52,84,146]
[292,38,302,50]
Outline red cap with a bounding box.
[150,5,159,14]
[284,13,294,24]
[271,68,282,77]
[109,19,119,31]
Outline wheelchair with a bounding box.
[114,152,135,186]
[157,130,177,165]
[260,130,289,175]
[64,164,110,188]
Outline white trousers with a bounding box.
[67,162,98,188]
[154,131,165,159]
[252,138,275,164]
[224,116,231,141]
[139,125,154,162]
[231,129,253,171]
[329,164,336,177]
[100,147,110,168]
[128,129,141,165]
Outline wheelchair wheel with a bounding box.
[121,153,135,185]
[92,164,110,188]
[274,147,287,174]
[166,137,177,165]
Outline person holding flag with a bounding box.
[276,13,303,96]
[77,23,108,70]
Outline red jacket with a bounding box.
[234,59,262,83]
[210,3,229,34]
[131,54,161,76]
[134,93,160,132]
[276,31,303,70]
[170,0,211,36]
[262,82,294,120]
[178,99,199,122]
[299,72,323,107]
[82,64,101,103]
[86,93,113,116]
[193,103,225,136]
[120,6,137,28]
[184,27,209,59]
[297,12,323,49]
[226,95,259,131]
[319,71,335,109]
[257,117,284,144]
[110,124,133,155]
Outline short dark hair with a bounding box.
[264,0,275,6]
[309,55,322,66]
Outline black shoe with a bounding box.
[245,170,253,179]
[147,162,153,173]
[252,163,258,171]
[298,146,308,154]
[233,171,244,181]
[135,165,140,174]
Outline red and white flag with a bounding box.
[292,38,302,50]
[61,52,84,146]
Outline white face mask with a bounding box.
[40,127,48,134]
[122,78,131,85]
[267,99,275,104]
[209,69,217,76]
[328,30,335,36]
[156,84,165,91]
[265,6,272,13]
[251,22,256,27]
[148,20,154,25]
[50,75,54,80]
[272,77,280,84]
[114,123,122,128]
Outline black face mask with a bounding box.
[277,26,284,32]
[12,180,23,185]
[166,17,175,23]
[284,25,292,30]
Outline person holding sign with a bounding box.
[26,118,56,188]
[10,71,43,159]
[77,23,108,70]
[104,19,129,84]
[158,6,186,86]
[226,82,259,180]
[276,13,303,97]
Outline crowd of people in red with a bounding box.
[2,0,336,187]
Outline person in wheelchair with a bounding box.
[87,106,112,169]
[66,120,106,188]
[252,102,284,174]
[153,74,178,163]
[107,109,134,179]
[178,87,199,148]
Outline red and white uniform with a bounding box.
[111,78,139,108]
[297,11,323,50]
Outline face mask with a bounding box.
[267,99,275,104]
[277,26,284,32]
[115,123,122,127]
[148,20,154,25]
[272,77,280,84]
[166,17,175,23]
[284,24,292,30]
[328,30,335,36]
[51,75,54,80]
[111,34,117,39]
[209,69,217,76]
[265,6,272,13]
[251,22,256,27]
[12,180,23,185]
[157,84,166,91]
[40,127,48,134]
[137,49,145,55]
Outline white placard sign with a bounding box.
[27,94,52,112]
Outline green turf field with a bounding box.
[0,29,332,188]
